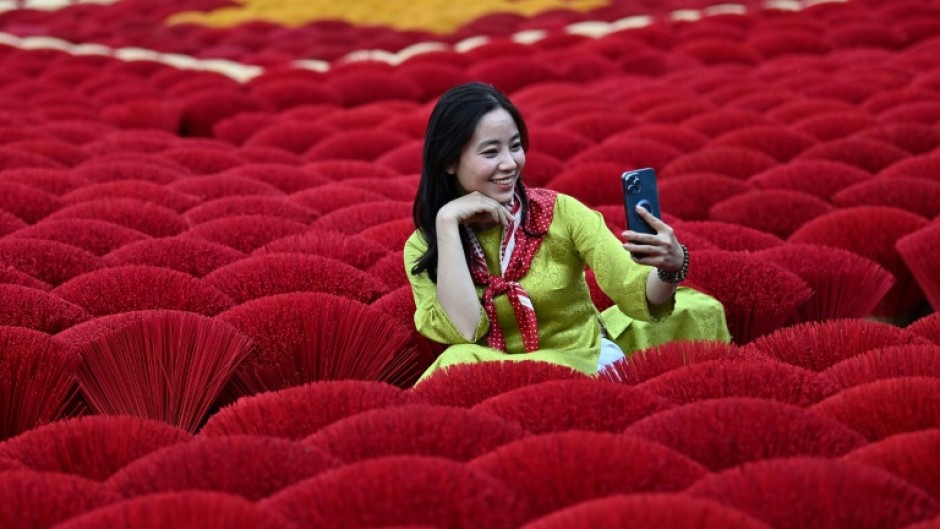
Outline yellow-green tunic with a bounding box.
[406,192,695,377]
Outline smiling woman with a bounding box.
[405,82,728,381]
[447,108,525,206]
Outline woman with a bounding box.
[405,82,725,380]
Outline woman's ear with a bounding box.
[445,162,456,175]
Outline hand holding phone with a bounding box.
[620,167,686,277]
[622,168,662,257]
[622,168,661,234]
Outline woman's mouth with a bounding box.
[491,176,515,185]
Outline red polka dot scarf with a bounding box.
[463,187,557,352]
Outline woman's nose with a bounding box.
[498,150,517,170]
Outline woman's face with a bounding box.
[448,107,526,205]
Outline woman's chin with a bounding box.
[486,182,516,203]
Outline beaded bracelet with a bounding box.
[657,244,689,284]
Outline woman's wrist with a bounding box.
[656,244,689,284]
[436,208,460,230]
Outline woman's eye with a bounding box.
[511,143,522,151]
[482,151,498,157]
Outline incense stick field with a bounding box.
[0,0,939,527]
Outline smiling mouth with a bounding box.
[492,176,515,185]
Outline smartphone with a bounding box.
[621,167,662,236]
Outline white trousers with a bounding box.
[597,337,626,372]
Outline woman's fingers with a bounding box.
[439,192,516,228]
[444,192,517,227]
[623,231,673,253]
[635,205,663,226]
[626,246,678,269]
[484,196,512,227]
[480,199,512,227]
[622,230,658,244]
[503,206,514,226]
[624,241,663,256]
[620,205,686,272]
[493,205,507,226]
[629,238,684,272]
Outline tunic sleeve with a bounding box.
[556,194,674,322]
[403,231,490,344]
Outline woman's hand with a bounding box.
[434,191,507,341]
[622,206,684,273]
[437,191,513,228]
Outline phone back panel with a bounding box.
[622,167,662,235]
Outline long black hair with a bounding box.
[411,82,534,282]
